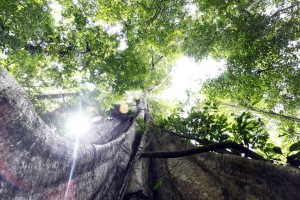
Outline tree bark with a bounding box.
[0,67,300,199]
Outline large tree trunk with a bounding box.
[0,67,299,200]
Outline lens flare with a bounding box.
[119,104,129,114]
[66,114,90,136]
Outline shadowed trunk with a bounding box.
[0,67,300,199]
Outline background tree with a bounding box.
[184,0,300,112]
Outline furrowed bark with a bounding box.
[148,130,300,200]
[0,68,145,199]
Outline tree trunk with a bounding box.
[0,67,300,200]
[220,102,300,122]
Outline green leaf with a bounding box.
[153,180,163,190]
[289,141,300,152]
[272,147,282,155]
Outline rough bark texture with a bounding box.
[148,131,300,200]
[0,67,300,200]
[0,68,145,199]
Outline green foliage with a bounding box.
[186,0,300,116]
[1,0,185,98]
[1,0,299,167]
[157,101,295,164]
[153,180,163,190]
[136,118,147,134]
[231,112,268,149]
[159,102,261,144]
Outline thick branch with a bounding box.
[33,93,78,100]
[24,43,99,57]
[140,141,264,160]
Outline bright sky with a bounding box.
[161,57,225,101]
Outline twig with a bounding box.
[269,2,300,19]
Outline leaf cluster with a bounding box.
[157,102,299,166]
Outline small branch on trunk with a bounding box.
[140,141,264,160]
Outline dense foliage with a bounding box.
[0,0,299,166]
[157,102,300,166]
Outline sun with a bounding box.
[66,114,90,136]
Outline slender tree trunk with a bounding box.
[220,102,300,122]
[245,0,261,11]
[0,68,300,199]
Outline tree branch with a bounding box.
[140,141,264,160]
[147,67,172,92]
[154,56,163,66]
[33,93,78,100]
[221,102,300,122]
[269,2,300,19]
[145,2,165,26]
[151,55,163,70]
[151,54,154,69]
[245,0,261,12]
